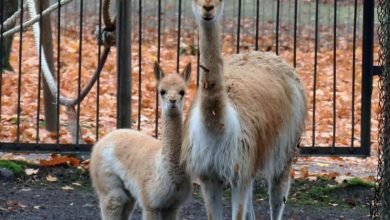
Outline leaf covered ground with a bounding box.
[0,161,374,220]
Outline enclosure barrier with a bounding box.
[0,0,380,156]
[371,0,390,218]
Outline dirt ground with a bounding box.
[0,164,372,220]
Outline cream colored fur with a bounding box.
[181,1,307,220]
[90,63,192,220]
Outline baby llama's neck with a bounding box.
[161,112,183,171]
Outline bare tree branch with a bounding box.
[2,0,73,38]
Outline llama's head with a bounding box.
[192,0,224,23]
[154,62,191,115]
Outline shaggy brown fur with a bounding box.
[181,1,307,219]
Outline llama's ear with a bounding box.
[181,62,191,83]
[153,61,165,81]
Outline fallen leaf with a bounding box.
[24,168,39,176]
[72,182,82,187]
[40,155,80,168]
[46,175,58,182]
[323,171,340,180]
[335,175,355,184]
[300,167,309,179]
[61,186,74,191]
[316,163,329,167]
[20,188,31,192]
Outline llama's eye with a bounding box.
[160,90,166,96]
[179,90,185,96]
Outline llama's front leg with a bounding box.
[268,165,292,220]
[201,178,223,220]
[245,183,256,220]
[231,181,254,220]
[160,208,179,220]
[143,209,160,220]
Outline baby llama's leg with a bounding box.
[121,197,136,219]
[98,175,131,220]
[99,191,129,220]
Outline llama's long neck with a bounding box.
[161,112,183,170]
[198,20,228,131]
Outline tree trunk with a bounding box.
[1,0,18,72]
[37,0,58,132]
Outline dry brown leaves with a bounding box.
[39,154,80,167]
[0,20,380,154]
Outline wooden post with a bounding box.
[38,0,58,132]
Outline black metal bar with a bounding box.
[176,0,181,73]
[137,0,142,131]
[196,35,200,87]
[300,146,370,157]
[332,0,337,152]
[0,142,370,157]
[351,0,358,150]
[16,0,24,144]
[0,142,92,153]
[236,0,241,53]
[275,0,280,55]
[36,0,44,144]
[155,0,162,138]
[255,0,259,51]
[360,0,375,156]
[0,0,4,132]
[312,0,319,149]
[261,0,265,48]
[116,0,132,129]
[56,0,61,147]
[293,0,298,68]
[96,0,103,140]
[76,0,84,144]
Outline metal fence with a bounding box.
[0,0,381,156]
[371,0,390,217]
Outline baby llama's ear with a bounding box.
[154,61,165,81]
[181,62,192,83]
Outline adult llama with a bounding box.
[181,1,307,219]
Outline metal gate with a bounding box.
[0,0,381,156]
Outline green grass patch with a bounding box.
[291,177,374,208]
[0,160,29,176]
[339,177,376,188]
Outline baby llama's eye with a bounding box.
[160,90,166,96]
[179,90,185,96]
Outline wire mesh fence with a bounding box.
[371,0,390,218]
[0,0,380,155]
